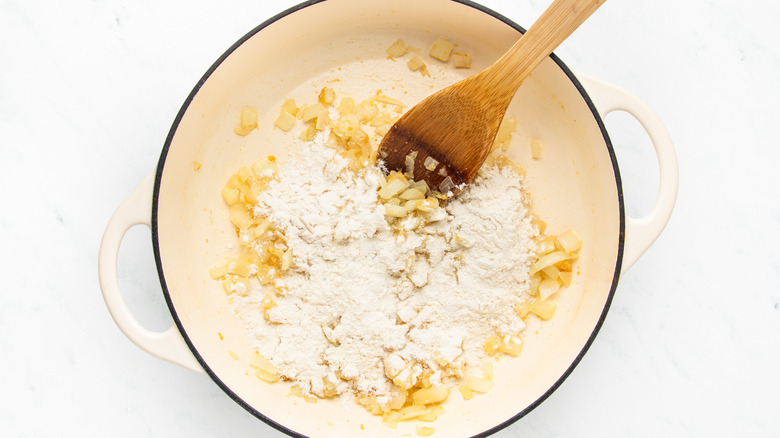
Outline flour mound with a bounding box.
[234,135,538,401]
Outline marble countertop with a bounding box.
[2,0,778,436]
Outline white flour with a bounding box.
[233,132,538,402]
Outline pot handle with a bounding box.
[98,172,204,374]
[578,75,679,273]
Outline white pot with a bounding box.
[99,1,678,436]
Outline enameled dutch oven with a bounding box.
[98,0,678,436]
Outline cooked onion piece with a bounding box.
[429,37,454,62]
[386,39,410,58]
[452,52,473,68]
[235,107,258,136]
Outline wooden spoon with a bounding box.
[378,0,606,195]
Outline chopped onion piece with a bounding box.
[229,204,254,229]
[405,151,417,176]
[483,335,501,355]
[531,250,574,274]
[300,102,324,122]
[384,204,408,217]
[465,375,494,393]
[417,405,445,422]
[538,278,561,300]
[541,265,560,280]
[397,405,427,420]
[530,299,556,320]
[250,352,279,383]
[452,52,472,68]
[222,185,239,205]
[412,386,449,405]
[411,180,430,195]
[559,271,573,286]
[500,336,523,356]
[378,177,409,199]
[531,139,544,159]
[208,263,227,280]
[429,37,454,62]
[416,426,435,437]
[482,360,494,380]
[386,39,409,57]
[530,273,542,296]
[281,249,293,271]
[371,94,405,107]
[556,229,583,253]
[251,156,277,180]
[532,216,547,233]
[415,197,439,212]
[400,188,425,200]
[274,111,296,131]
[423,156,439,171]
[515,301,532,317]
[318,87,335,105]
[537,237,556,255]
[438,176,455,193]
[407,55,426,72]
[280,98,298,116]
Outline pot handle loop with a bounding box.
[579,75,679,273]
[98,172,204,373]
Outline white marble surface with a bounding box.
[2,0,779,436]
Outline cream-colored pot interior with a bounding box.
[153,0,623,436]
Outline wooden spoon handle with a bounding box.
[480,0,606,96]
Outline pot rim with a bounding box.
[150,1,626,436]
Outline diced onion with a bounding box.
[429,37,454,62]
[384,204,408,217]
[438,176,455,193]
[538,278,561,300]
[399,188,425,200]
[251,156,277,180]
[556,229,583,253]
[452,52,473,68]
[416,426,435,437]
[300,102,324,122]
[482,361,494,380]
[415,197,439,213]
[417,405,445,422]
[405,151,417,176]
[386,39,409,57]
[465,375,494,393]
[378,177,409,199]
[500,336,523,356]
[530,299,556,320]
[531,250,574,274]
[208,264,227,280]
[412,386,449,405]
[531,139,544,159]
[541,265,560,280]
[397,405,427,420]
[250,352,279,383]
[559,271,573,286]
[274,111,296,131]
[229,204,254,230]
[281,249,293,271]
[423,156,439,171]
[371,94,406,107]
